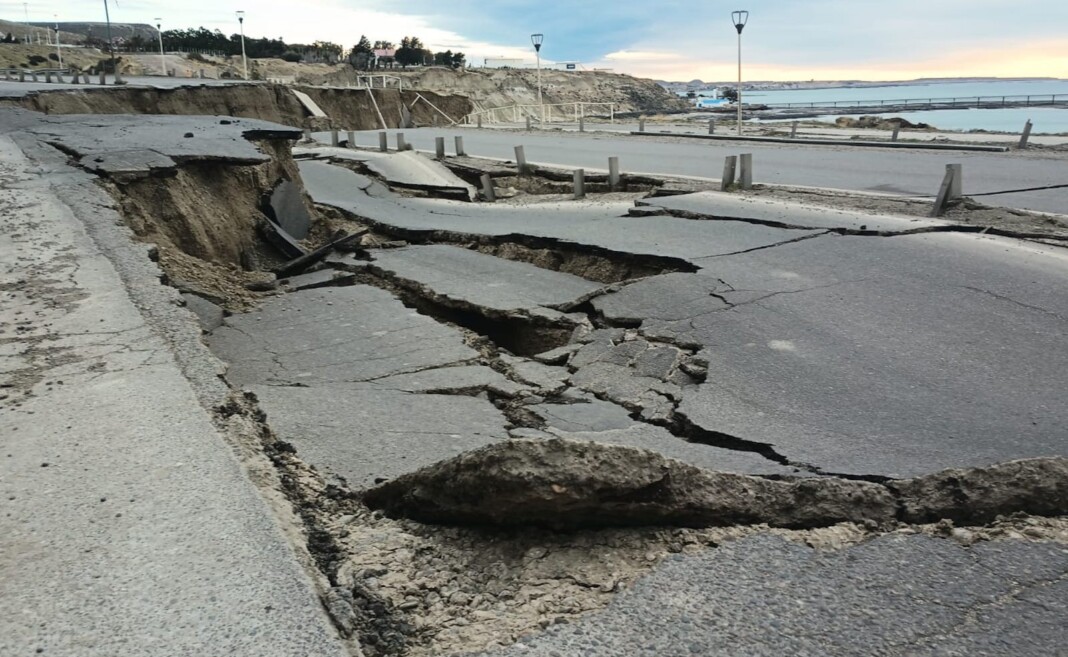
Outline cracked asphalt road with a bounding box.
[344,127,1068,215]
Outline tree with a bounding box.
[372,40,394,50]
[451,51,466,68]
[720,87,739,103]
[395,36,431,67]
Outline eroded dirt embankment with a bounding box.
[1,84,473,129]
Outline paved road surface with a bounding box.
[347,128,1068,215]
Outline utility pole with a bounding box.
[531,33,544,124]
[155,19,166,76]
[236,11,248,81]
[732,10,749,136]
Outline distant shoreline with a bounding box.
[661,77,1066,91]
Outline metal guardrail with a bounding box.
[760,94,1068,110]
[466,102,617,124]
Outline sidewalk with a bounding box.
[0,134,351,656]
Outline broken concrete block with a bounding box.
[267,179,313,240]
[181,293,225,333]
[890,457,1068,524]
[363,438,898,529]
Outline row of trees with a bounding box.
[349,35,464,70]
[84,25,464,70]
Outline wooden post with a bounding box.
[708,119,715,135]
[721,156,737,191]
[435,137,446,160]
[98,69,105,85]
[347,131,356,149]
[892,126,901,142]
[477,114,483,129]
[608,156,621,191]
[379,131,388,152]
[515,145,528,174]
[455,136,466,157]
[947,163,963,201]
[639,118,646,133]
[330,130,339,147]
[790,121,798,138]
[396,133,407,151]
[1019,119,1033,149]
[579,117,585,132]
[480,174,496,202]
[738,153,753,190]
[526,115,532,131]
[573,169,585,199]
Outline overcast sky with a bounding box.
[14,0,1068,81]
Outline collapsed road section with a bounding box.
[3,105,1067,657]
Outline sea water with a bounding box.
[746,80,1068,133]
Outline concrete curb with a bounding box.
[630,131,1011,153]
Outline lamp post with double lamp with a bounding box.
[732,10,749,136]
[155,18,166,77]
[531,33,544,123]
[236,10,248,81]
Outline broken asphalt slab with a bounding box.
[635,190,946,233]
[368,244,604,315]
[297,159,821,262]
[480,533,1068,657]
[18,112,301,174]
[303,146,476,200]
[250,385,510,489]
[592,234,1068,478]
[208,285,479,387]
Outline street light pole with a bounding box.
[103,0,117,81]
[531,33,543,124]
[155,19,166,77]
[732,10,749,136]
[236,11,248,81]
[54,18,62,69]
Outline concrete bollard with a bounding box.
[435,137,446,160]
[639,118,646,133]
[790,121,798,139]
[579,117,585,133]
[526,116,532,131]
[721,156,738,191]
[480,174,496,202]
[396,133,407,151]
[608,156,621,191]
[45,72,52,83]
[930,163,962,217]
[947,163,963,201]
[19,71,25,82]
[709,119,715,135]
[379,131,388,152]
[347,131,356,149]
[1019,119,1033,149]
[303,128,311,142]
[99,70,106,85]
[477,114,483,129]
[573,169,586,200]
[30,72,37,82]
[892,126,901,142]
[455,136,466,157]
[330,130,340,147]
[515,145,528,174]
[739,153,753,190]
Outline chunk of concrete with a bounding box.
[363,438,897,529]
[528,395,638,432]
[181,292,225,333]
[278,268,354,292]
[77,149,176,179]
[368,365,527,397]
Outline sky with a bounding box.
[11,0,1068,81]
